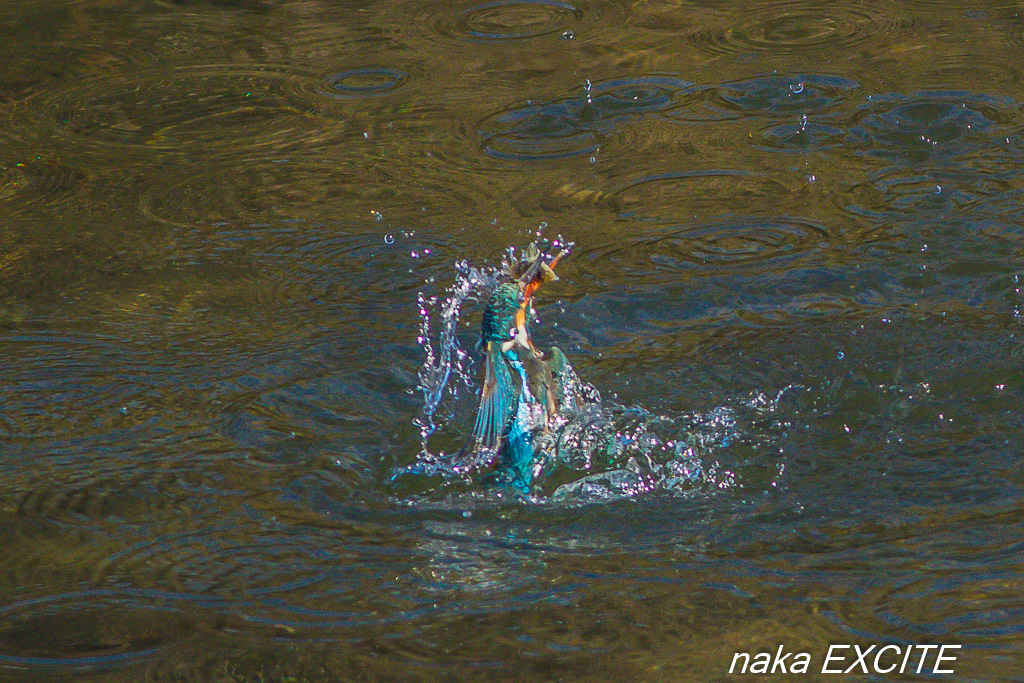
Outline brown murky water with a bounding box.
[2,0,1024,679]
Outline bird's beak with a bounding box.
[518,246,570,305]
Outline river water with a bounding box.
[2,0,1024,679]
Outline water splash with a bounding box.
[395,246,794,503]
[414,259,498,442]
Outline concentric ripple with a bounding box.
[136,162,353,228]
[0,589,194,671]
[93,527,438,631]
[759,120,847,152]
[608,171,794,223]
[0,166,28,202]
[316,67,408,98]
[848,91,1017,163]
[689,73,860,123]
[98,530,346,600]
[36,66,342,161]
[837,562,1024,647]
[685,0,904,56]
[914,51,1024,92]
[455,0,580,41]
[634,217,831,272]
[846,165,1019,222]
[0,161,83,210]
[479,76,695,161]
[685,217,830,266]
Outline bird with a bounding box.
[464,240,575,491]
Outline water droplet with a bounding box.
[561,30,575,40]
[584,78,592,104]
[837,351,845,360]
[935,185,942,194]
[384,233,395,244]
[790,82,804,94]
[411,251,419,258]
[363,131,370,139]
[921,243,928,252]
[371,210,383,221]
[807,174,817,183]
[589,156,596,163]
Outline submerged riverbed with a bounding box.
[2,0,1024,679]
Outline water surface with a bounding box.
[2,0,1024,679]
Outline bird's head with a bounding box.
[505,238,573,308]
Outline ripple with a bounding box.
[608,171,795,222]
[849,91,1016,163]
[35,66,342,161]
[759,120,847,152]
[873,172,986,212]
[424,0,628,45]
[685,0,904,56]
[860,569,1024,643]
[0,589,194,671]
[681,73,861,123]
[0,161,83,210]
[0,166,28,202]
[654,217,831,269]
[479,76,695,161]
[0,330,182,444]
[94,528,413,631]
[455,0,580,41]
[99,529,339,597]
[914,52,1024,92]
[136,163,338,228]
[845,166,1020,224]
[316,67,408,98]
[137,155,493,229]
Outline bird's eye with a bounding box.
[508,327,517,338]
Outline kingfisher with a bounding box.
[465,240,576,491]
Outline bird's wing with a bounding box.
[470,341,519,451]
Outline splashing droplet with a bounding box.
[790,82,805,94]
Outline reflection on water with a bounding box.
[3,0,1024,678]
